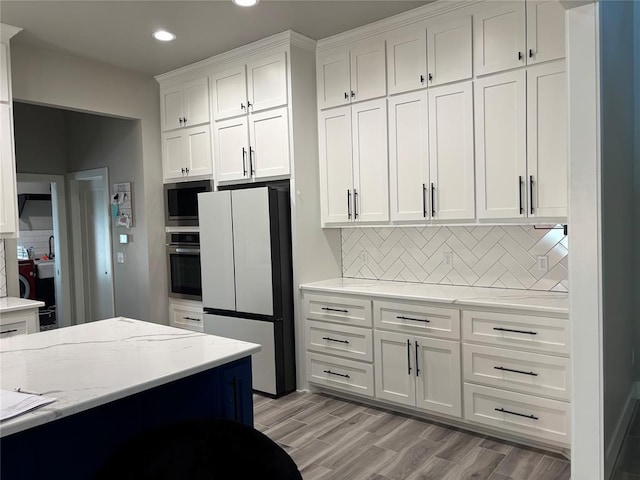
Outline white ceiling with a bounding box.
[1,1,430,76]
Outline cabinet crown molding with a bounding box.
[1,24,23,43]
[155,30,315,85]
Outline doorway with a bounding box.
[68,168,115,323]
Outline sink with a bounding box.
[34,260,55,279]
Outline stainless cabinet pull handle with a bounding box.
[407,339,412,375]
[1,329,18,335]
[322,336,349,344]
[494,366,538,376]
[431,183,435,217]
[347,189,352,219]
[422,184,427,218]
[495,407,538,420]
[493,327,538,335]
[530,175,534,214]
[354,189,358,219]
[321,307,348,313]
[323,370,350,379]
[415,340,420,377]
[183,316,201,322]
[242,147,248,176]
[249,147,255,176]
[397,315,430,323]
[518,176,524,214]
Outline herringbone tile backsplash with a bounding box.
[342,226,568,292]
[0,239,7,297]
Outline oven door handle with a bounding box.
[168,247,201,254]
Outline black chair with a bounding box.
[95,418,302,480]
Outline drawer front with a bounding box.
[171,307,204,332]
[304,294,372,328]
[463,344,571,401]
[374,300,460,340]
[0,321,28,338]
[306,320,373,362]
[307,352,374,397]
[464,383,570,445]
[462,310,570,355]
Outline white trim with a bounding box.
[605,385,638,480]
[0,24,22,43]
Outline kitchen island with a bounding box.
[0,317,260,479]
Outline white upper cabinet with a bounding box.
[214,116,250,183]
[388,91,429,222]
[0,103,17,235]
[160,77,210,131]
[427,16,473,86]
[246,53,288,113]
[527,60,567,218]
[162,124,213,182]
[210,66,248,120]
[428,81,475,221]
[473,2,526,76]
[248,106,290,179]
[475,69,526,219]
[386,30,427,95]
[526,0,565,65]
[162,130,186,180]
[317,40,386,110]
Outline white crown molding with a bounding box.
[155,30,315,84]
[1,24,23,43]
[316,0,485,52]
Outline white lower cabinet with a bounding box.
[169,298,204,332]
[307,352,374,397]
[0,308,39,336]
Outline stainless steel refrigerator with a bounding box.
[198,184,295,396]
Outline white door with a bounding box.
[210,66,247,120]
[386,29,427,95]
[374,330,415,407]
[473,2,526,76]
[428,81,475,221]
[78,178,114,322]
[213,116,250,183]
[247,53,287,113]
[349,39,387,103]
[352,99,389,223]
[184,125,213,177]
[317,50,351,110]
[232,188,273,316]
[249,107,290,179]
[427,16,473,86]
[475,70,526,219]
[414,335,462,417]
[526,0,565,65]
[160,86,184,131]
[162,130,185,181]
[199,191,236,311]
[388,91,429,222]
[182,77,210,127]
[318,106,353,225]
[527,60,567,218]
[0,104,17,235]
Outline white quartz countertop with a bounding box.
[0,317,261,437]
[0,297,45,314]
[300,278,569,315]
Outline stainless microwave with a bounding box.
[164,180,213,226]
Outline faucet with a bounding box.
[49,235,55,259]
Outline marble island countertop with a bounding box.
[0,318,260,437]
[0,297,45,314]
[300,278,569,315]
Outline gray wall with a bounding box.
[601,0,638,454]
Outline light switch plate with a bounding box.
[119,234,128,244]
[443,252,453,270]
[537,255,548,272]
[117,252,125,264]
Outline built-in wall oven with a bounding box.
[166,232,202,301]
[164,180,213,227]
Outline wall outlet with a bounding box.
[117,252,125,264]
[359,250,368,265]
[537,255,548,273]
[443,252,453,269]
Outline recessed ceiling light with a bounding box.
[232,0,260,7]
[153,30,176,42]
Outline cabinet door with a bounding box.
[182,78,210,127]
[374,330,415,407]
[352,99,389,223]
[475,70,526,219]
[317,50,351,110]
[0,104,17,234]
[427,16,472,86]
[386,30,427,95]
[388,91,429,222]
[526,0,565,65]
[210,66,247,120]
[184,125,213,177]
[162,130,186,181]
[414,336,462,417]
[318,106,353,225]
[249,107,290,179]
[247,52,287,113]
[213,116,250,183]
[527,61,567,218]
[428,81,475,221]
[0,44,8,103]
[161,86,184,131]
[350,40,387,103]
[473,2,526,76]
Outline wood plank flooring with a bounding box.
[254,391,571,480]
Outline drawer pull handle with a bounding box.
[183,316,201,322]
[323,370,350,379]
[494,366,538,377]
[0,329,18,335]
[495,407,539,420]
[493,327,537,335]
[397,315,430,323]
[322,307,349,313]
[407,339,412,375]
[322,336,349,344]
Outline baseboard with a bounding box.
[604,382,639,480]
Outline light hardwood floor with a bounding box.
[254,391,570,480]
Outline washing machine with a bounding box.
[18,260,37,300]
